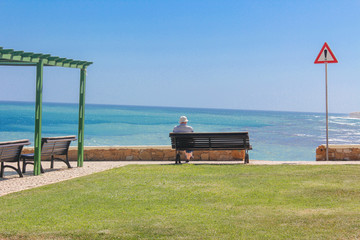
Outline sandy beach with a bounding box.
[2,160,360,197]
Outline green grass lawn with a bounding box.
[1,164,360,239]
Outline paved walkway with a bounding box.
[2,160,360,197]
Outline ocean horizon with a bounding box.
[1,100,359,162]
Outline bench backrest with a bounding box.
[169,132,251,150]
[41,136,77,156]
[0,139,31,162]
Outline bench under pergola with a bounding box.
[0,46,93,175]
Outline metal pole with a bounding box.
[325,63,329,161]
[34,60,44,175]
[77,67,86,167]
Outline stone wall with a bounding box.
[23,146,246,162]
[316,145,360,161]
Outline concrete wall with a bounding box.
[23,144,357,161]
[23,146,246,162]
[316,145,360,161]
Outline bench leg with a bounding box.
[1,163,23,178]
[244,150,249,164]
[65,154,72,168]
[51,156,54,169]
[22,159,44,174]
[17,160,23,177]
[52,154,72,169]
[22,157,26,173]
[0,162,4,178]
[175,151,181,164]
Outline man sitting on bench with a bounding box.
[173,116,194,163]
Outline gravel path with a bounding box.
[0,161,163,197]
[2,160,360,197]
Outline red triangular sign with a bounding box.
[314,42,338,64]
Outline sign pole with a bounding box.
[314,42,337,161]
[325,62,329,161]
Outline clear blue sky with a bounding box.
[1,0,359,113]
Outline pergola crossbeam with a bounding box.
[0,61,35,66]
[0,48,92,69]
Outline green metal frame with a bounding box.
[78,68,87,167]
[34,60,44,175]
[0,47,93,175]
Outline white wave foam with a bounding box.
[329,121,357,126]
[329,138,349,142]
[294,134,314,137]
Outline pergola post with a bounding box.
[77,67,87,167]
[34,60,44,175]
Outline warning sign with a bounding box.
[314,42,338,64]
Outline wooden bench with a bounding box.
[22,136,76,173]
[0,139,31,178]
[169,132,252,164]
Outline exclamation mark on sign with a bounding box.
[324,49,328,61]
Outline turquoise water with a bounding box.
[1,101,359,161]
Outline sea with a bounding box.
[1,101,360,162]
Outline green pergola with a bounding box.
[0,47,93,175]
